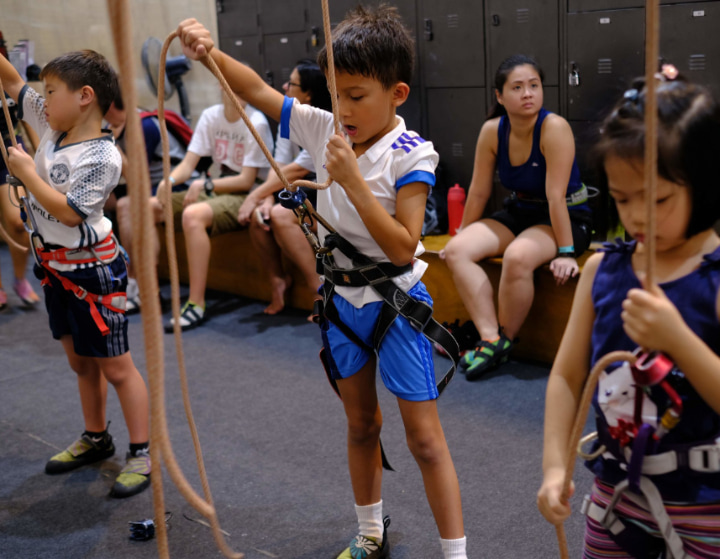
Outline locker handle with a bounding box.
[569,62,580,87]
[216,0,223,14]
[424,18,433,41]
[265,70,274,88]
[492,14,500,26]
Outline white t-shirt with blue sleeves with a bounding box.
[280,96,438,307]
[18,85,120,262]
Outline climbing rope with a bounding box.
[107,1,242,558]
[554,1,661,557]
[0,75,31,253]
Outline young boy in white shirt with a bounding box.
[176,5,467,558]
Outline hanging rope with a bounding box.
[554,1,661,557]
[107,2,242,558]
[0,75,31,253]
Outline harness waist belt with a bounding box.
[323,261,412,288]
[36,234,119,266]
[622,439,720,475]
[515,183,589,207]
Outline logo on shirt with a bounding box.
[392,132,426,154]
[49,163,70,185]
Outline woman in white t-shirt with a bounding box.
[237,60,331,315]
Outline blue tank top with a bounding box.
[588,240,720,502]
[497,108,587,210]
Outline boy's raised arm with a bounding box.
[176,19,284,122]
[0,55,26,103]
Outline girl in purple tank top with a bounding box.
[539,72,720,558]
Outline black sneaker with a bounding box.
[336,516,390,559]
[110,449,151,498]
[45,431,115,475]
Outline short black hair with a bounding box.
[40,50,119,115]
[317,4,414,90]
[295,59,332,112]
[594,76,720,238]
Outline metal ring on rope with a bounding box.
[553,1,661,557]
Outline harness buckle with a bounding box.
[74,286,89,301]
[359,265,388,285]
[688,442,720,473]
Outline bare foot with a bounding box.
[264,275,292,315]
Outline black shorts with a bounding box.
[488,198,593,257]
[38,257,129,358]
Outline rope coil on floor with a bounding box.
[554,1,661,557]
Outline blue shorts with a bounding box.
[38,257,129,358]
[321,281,438,402]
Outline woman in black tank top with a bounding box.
[441,55,592,380]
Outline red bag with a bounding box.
[139,109,193,147]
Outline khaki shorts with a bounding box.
[171,191,248,237]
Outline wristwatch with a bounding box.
[204,177,215,196]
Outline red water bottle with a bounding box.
[447,183,466,236]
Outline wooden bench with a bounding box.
[157,227,594,365]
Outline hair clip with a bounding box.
[623,88,639,101]
[658,63,679,82]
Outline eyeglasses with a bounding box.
[286,81,302,89]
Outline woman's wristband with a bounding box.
[557,245,575,257]
[168,176,176,186]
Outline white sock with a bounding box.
[355,500,384,543]
[441,536,467,559]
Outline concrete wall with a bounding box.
[2,0,222,123]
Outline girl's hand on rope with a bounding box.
[176,19,214,60]
[7,144,36,184]
[325,134,362,190]
[622,278,685,354]
[550,256,579,286]
[182,179,205,208]
[537,467,575,525]
[155,178,170,207]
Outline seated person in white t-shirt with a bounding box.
[237,60,331,315]
[155,89,273,331]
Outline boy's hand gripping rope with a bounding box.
[107,2,242,558]
[554,1,662,557]
[0,75,30,253]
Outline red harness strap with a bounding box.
[36,235,126,336]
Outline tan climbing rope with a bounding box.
[107,1,242,558]
[554,1,661,557]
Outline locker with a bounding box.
[418,0,485,88]
[220,35,263,76]
[306,0,417,30]
[486,0,559,86]
[660,2,720,99]
[259,0,306,34]
[426,88,487,189]
[569,0,708,11]
[263,33,310,91]
[216,0,260,38]
[306,0,420,85]
[398,87,423,136]
[567,9,644,121]
[543,86,560,114]
[569,120,602,180]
